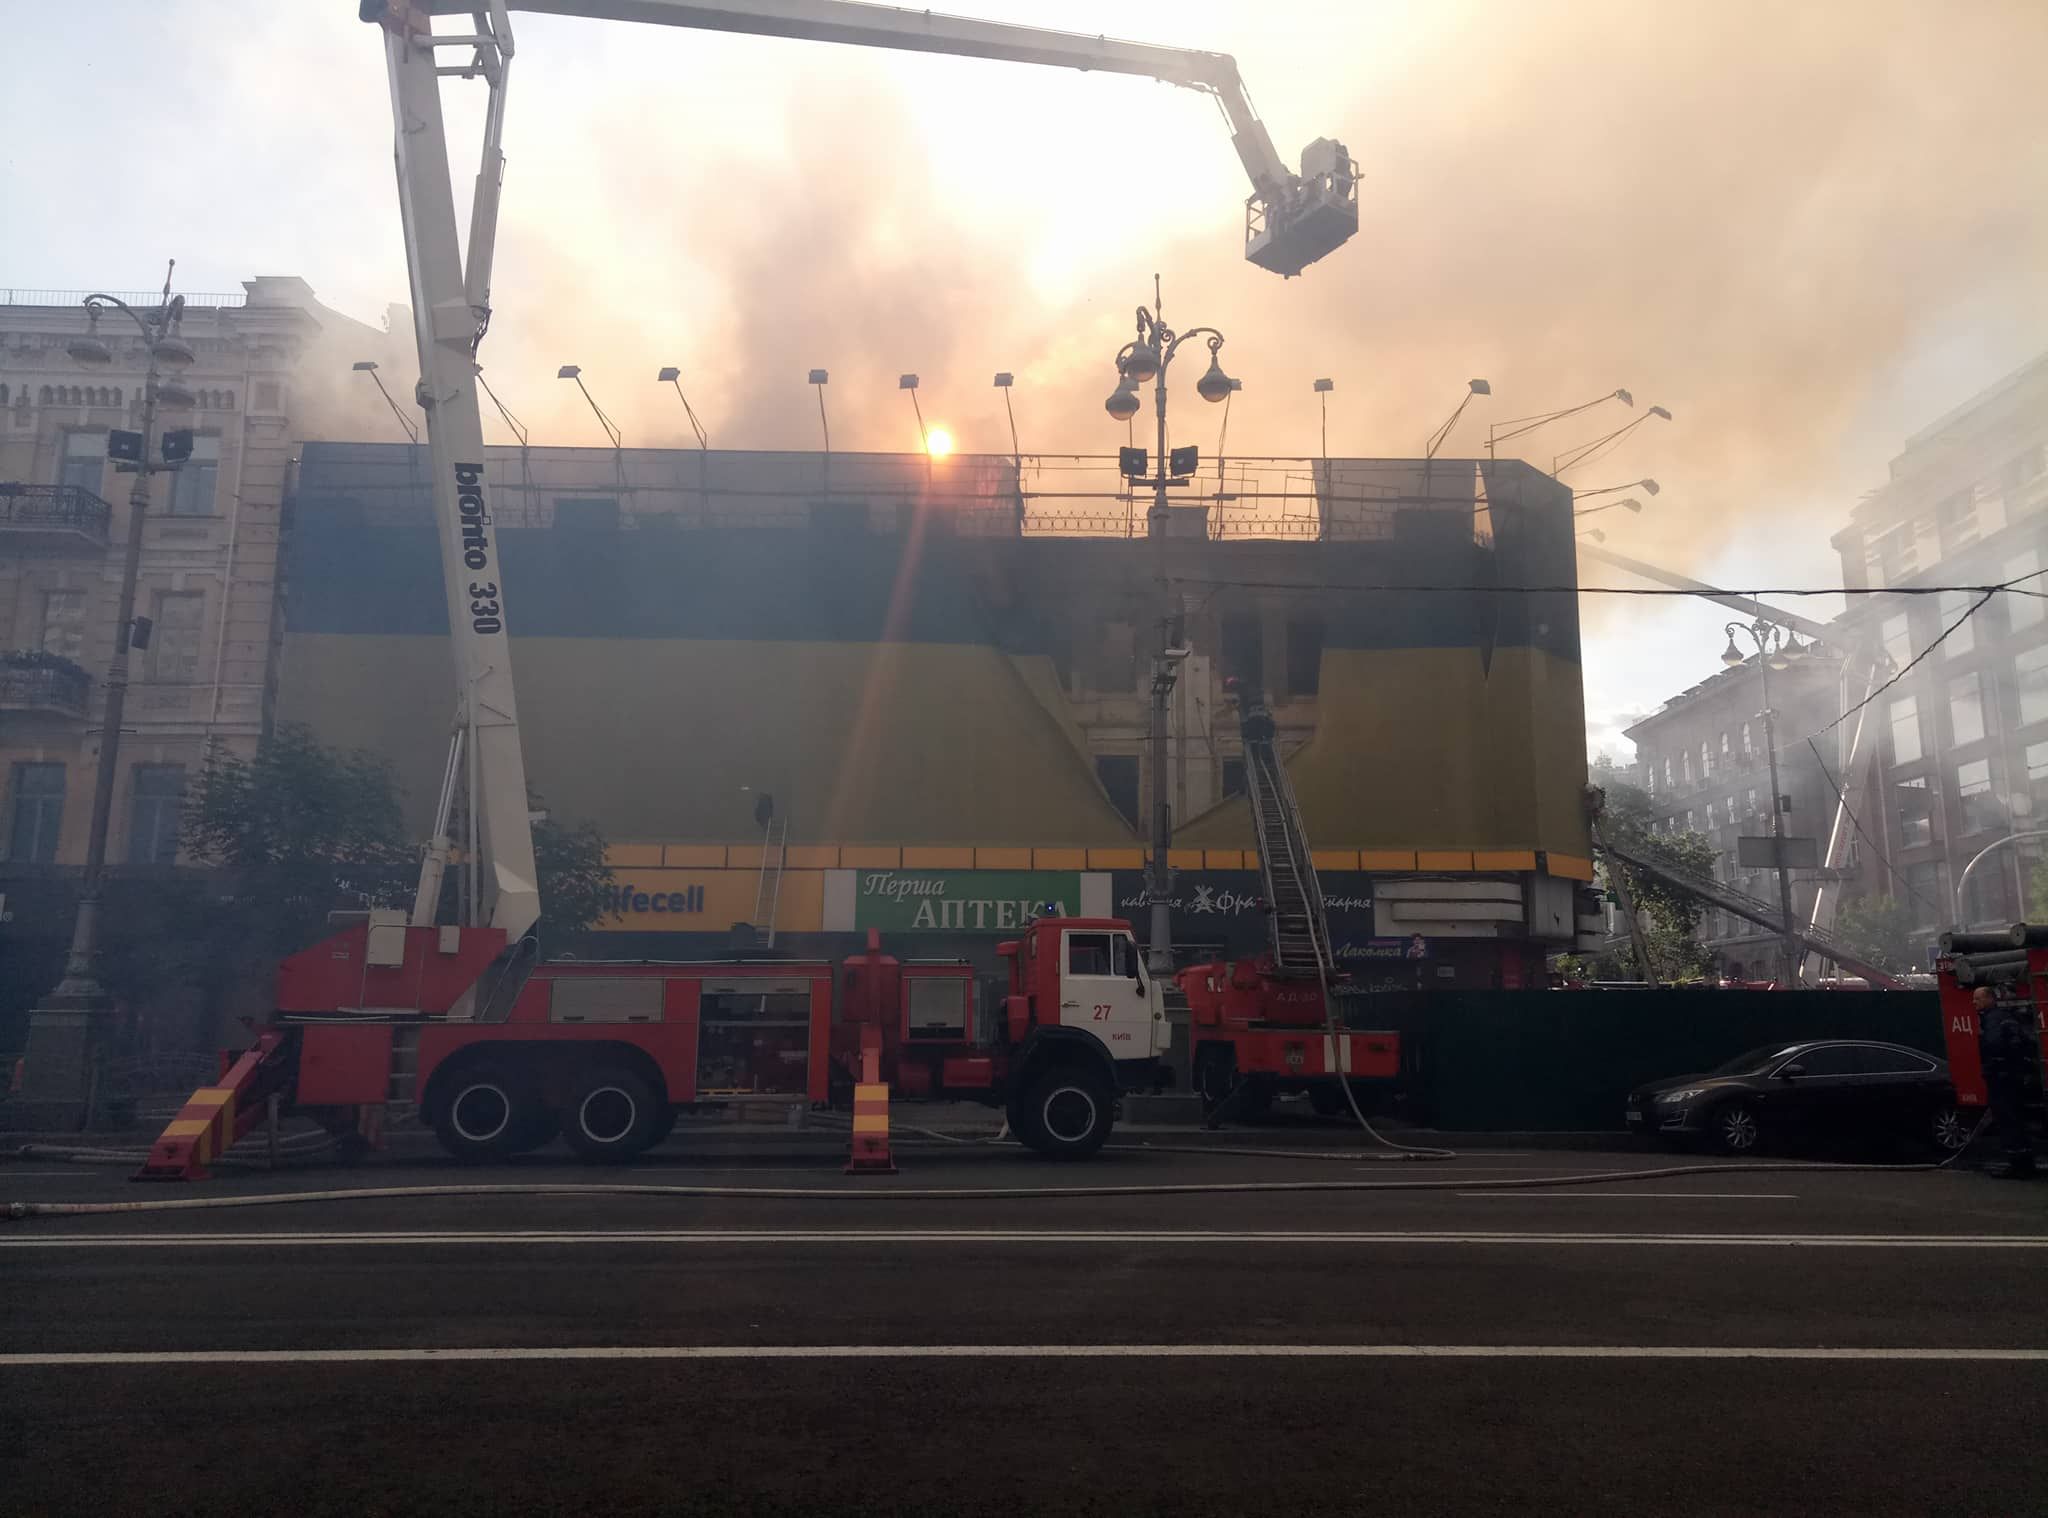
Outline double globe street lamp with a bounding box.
[1103,301,1233,976]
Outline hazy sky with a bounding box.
[9,0,2047,757]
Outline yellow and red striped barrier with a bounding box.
[134,1031,294,1182]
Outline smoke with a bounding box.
[254,0,2048,751]
[462,3,2047,536]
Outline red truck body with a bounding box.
[141,913,1167,1178]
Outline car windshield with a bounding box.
[1712,1044,1804,1076]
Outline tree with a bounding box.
[1582,779,1720,981]
[180,723,416,954]
[1833,894,1920,976]
[98,726,615,1050]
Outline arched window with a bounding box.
[222,390,234,411]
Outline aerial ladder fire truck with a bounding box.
[1179,688,1400,1121]
[137,0,1359,1178]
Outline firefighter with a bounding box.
[1973,984,2039,1179]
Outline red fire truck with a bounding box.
[1178,695,1399,1119]
[137,910,1167,1177]
[1934,925,2048,1113]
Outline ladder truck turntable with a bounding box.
[137,0,1359,1178]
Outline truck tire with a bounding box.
[507,1106,560,1156]
[562,1065,662,1164]
[647,1102,679,1150]
[1016,1064,1114,1161]
[434,1059,536,1163]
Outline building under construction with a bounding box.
[278,442,1595,988]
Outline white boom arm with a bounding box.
[363,0,1354,943]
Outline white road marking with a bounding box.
[2,1229,2042,1249]
[1456,1192,1800,1200]
[3,1344,2044,1368]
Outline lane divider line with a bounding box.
[5,1344,2046,1367]
[3,1230,2044,1249]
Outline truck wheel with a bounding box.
[507,1106,559,1156]
[1017,1065,1113,1161]
[647,1103,679,1151]
[434,1060,535,1162]
[562,1066,661,1164]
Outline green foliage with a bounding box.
[2028,856,2048,924]
[1832,894,1920,976]
[179,722,414,953]
[533,804,615,940]
[1587,779,1719,981]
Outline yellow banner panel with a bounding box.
[605,843,664,868]
[975,847,1032,870]
[1033,848,1087,870]
[1358,850,1417,871]
[903,846,976,869]
[1087,848,1144,870]
[1474,849,1539,872]
[661,844,728,868]
[1417,850,1475,871]
[1545,852,1597,881]
[840,846,900,869]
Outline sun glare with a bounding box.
[925,426,955,458]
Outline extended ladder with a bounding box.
[752,815,789,946]
[1238,700,1335,976]
[1598,832,1907,988]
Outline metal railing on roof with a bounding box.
[1,288,246,309]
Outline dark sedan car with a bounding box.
[1626,1040,1970,1156]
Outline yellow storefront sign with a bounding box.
[593,869,823,933]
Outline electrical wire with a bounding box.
[1806,589,1996,740]
[1170,575,2047,601]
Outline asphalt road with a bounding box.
[4,1138,2044,1516]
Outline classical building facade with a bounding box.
[0,276,408,871]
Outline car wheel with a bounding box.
[1017,1065,1114,1161]
[561,1066,662,1164]
[1930,1103,1974,1155]
[433,1059,537,1163]
[1708,1100,1762,1156]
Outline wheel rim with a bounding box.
[578,1086,637,1145]
[1042,1085,1098,1145]
[1933,1108,1969,1151]
[451,1083,512,1144]
[1719,1107,1758,1151]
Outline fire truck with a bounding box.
[137,0,1356,1178]
[1178,692,1399,1120]
[1934,925,2048,1117]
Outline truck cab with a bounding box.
[994,914,1170,1157]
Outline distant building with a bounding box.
[1623,650,1844,977]
[0,277,408,871]
[1829,352,2048,948]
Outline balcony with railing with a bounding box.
[0,656,91,718]
[0,483,113,552]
